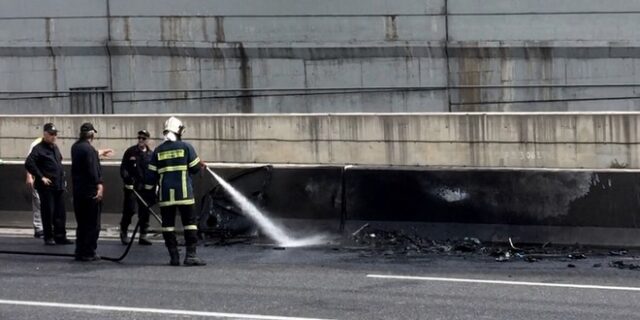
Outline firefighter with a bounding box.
[71,123,113,261]
[119,129,153,246]
[25,123,73,245]
[145,117,206,266]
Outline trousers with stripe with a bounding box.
[160,204,198,249]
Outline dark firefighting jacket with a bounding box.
[25,140,66,191]
[144,140,201,207]
[120,144,153,191]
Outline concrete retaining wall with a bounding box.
[1,0,640,113]
[2,113,640,168]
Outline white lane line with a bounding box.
[367,274,640,292]
[0,299,334,320]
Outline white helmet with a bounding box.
[164,116,185,136]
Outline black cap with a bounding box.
[80,122,97,133]
[137,129,150,138]
[43,123,58,134]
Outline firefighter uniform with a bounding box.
[25,134,70,245]
[25,123,72,245]
[119,130,153,245]
[71,123,104,261]
[145,117,205,266]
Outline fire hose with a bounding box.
[0,190,162,263]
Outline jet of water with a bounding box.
[206,167,327,247]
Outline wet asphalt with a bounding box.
[1,234,640,320]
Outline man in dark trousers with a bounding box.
[119,129,153,245]
[145,116,206,266]
[71,122,112,261]
[25,123,73,246]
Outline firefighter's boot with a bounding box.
[183,246,206,266]
[119,226,129,245]
[138,233,152,246]
[168,247,180,266]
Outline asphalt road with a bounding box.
[1,234,640,320]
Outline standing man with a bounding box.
[119,129,153,246]
[145,116,206,266]
[71,122,113,261]
[25,123,73,245]
[26,137,44,238]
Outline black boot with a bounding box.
[183,246,206,266]
[138,233,152,246]
[168,247,180,266]
[120,226,129,245]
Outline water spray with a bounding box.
[205,166,327,247]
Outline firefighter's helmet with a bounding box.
[164,116,185,136]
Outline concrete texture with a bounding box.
[0,162,341,224]
[1,0,640,113]
[2,161,640,246]
[3,113,640,168]
[345,167,640,228]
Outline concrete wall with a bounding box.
[1,0,639,113]
[2,113,640,169]
[448,0,640,112]
[2,162,640,246]
[0,163,342,227]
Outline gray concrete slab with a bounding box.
[3,0,640,113]
[109,0,445,16]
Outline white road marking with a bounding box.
[367,274,640,292]
[0,299,334,320]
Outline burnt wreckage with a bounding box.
[198,166,272,243]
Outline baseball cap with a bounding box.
[43,123,58,134]
[137,129,150,138]
[80,122,97,133]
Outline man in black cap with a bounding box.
[119,129,153,245]
[25,123,73,245]
[71,122,113,261]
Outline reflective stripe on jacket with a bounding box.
[145,140,200,207]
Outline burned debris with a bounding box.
[350,225,639,269]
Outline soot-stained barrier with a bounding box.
[1,163,640,245]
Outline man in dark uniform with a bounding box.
[25,123,73,246]
[71,122,112,261]
[145,116,206,266]
[119,129,153,245]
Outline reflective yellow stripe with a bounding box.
[162,227,175,232]
[188,157,201,168]
[169,189,175,202]
[124,185,134,190]
[148,164,157,171]
[158,199,196,207]
[158,149,185,161]
[182,171,187,199]
[159,174,164,201]
[144,184,154,190]
[184,225,198,231]
[158,165,188,174]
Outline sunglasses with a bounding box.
[137,137,147,141]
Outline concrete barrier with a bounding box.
[2,113,640,168]
[343,166,640,247]
[2,162,640,246]
[0,163,342,230]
